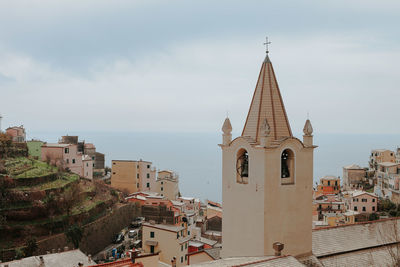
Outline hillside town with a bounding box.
[2,50,400,267]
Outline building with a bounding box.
[369,149,395,170]
[6,125,26,142]
[41,143,93,179]
[313,195,345,221]
[316,175,341,195]
[343,164,366,191]
[345,191,378,214]
[220,52,315,257]
[142,221,191,266]
[111,160,157,194]
[27,139,44,159]
[156,170,179,200]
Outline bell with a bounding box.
[241,160,249,178]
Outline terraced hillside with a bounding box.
[0,157,120,253]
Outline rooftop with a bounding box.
[3,249,91,267]
[143,222,185,233]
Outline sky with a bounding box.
[1,0,400,135]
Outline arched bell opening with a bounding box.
[281,148,295,185]
[236,149,249,184]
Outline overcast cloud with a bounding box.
[1,0,400,134]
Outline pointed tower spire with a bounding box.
[222,117,232,145]
[242,51,292,142]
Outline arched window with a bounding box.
[236,149,249,184]
[281,149,294,185]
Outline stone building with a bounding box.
[343,164,366,191]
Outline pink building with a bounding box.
[6,126,26,142]
[41,143,93,179]
[346,191,378,213]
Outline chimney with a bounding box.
[39,256,45,267]
[273,242,284,256]
[131,249,139,263]
[171,256,177,267]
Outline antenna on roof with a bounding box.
[263,37,271,54]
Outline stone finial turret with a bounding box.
[303,119,313,136]
[222,117,232,145]
[222,118,232,134]
[303,119,313,146]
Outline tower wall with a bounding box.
[221,138,266,258]
[263,139,313,257]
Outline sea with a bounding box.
[28,131,400,203]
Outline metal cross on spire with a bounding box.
[263,37,271,54]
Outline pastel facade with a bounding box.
[369,149,395,170]
[221,54,315,258]
[6,126,26,142]
[41,143,93,179]
[345,191,378,213]
[27,140,44,159]
[111,160,156,194]
[142,222,190,266]
[156,170,179,200]
[316,176,341,195]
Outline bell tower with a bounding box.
[220,51,316,258]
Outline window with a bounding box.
[161,182,163,185]
[236,149,249,184]
[147,173,150,178]
[86,163,88,167]
[185,243,188,249]
[372,206,376,211]
[373,198,376,202]
[328,181,330,186]
[137,183,139,188]
[177,233,179,239]
[147,164,150,168]
[161,187,163,191]
[362,206,366,212]
[181,257,183,263]
[92,156,95,160]
[93,163,95,167]
[188,231,190,236]
[137,174,139,178]
[113,162,116,165]
[150,245,154,254]
[137,165,139,169]
[147,183,150,188]
[281,149,295,185]
[150,232,154,238]
[354,206,358,211]
[66,159,69,164]
[113,172,116,175]
[72,159,75,164]
[64,148,69,154]
[181,245,183,251]
[362,198,367,202]
[335,181,338,186]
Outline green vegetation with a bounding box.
[14,173,78,191]
[24,237,38,257]
[4,157,57,179]
[65,224,83,248]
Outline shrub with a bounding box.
[369,213,379,221]
[24,236,38,257]
[65,224,83,248]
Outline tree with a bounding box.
[60,183,81,216]
[369,213,379,221]
[24,236,38,257]
[65,224,83,248]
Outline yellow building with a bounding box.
[220,52,315,257]
[156,170,180,200]
[111,159,156,194]
[142,222,191,266]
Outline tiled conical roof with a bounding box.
[242,55,292,142]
